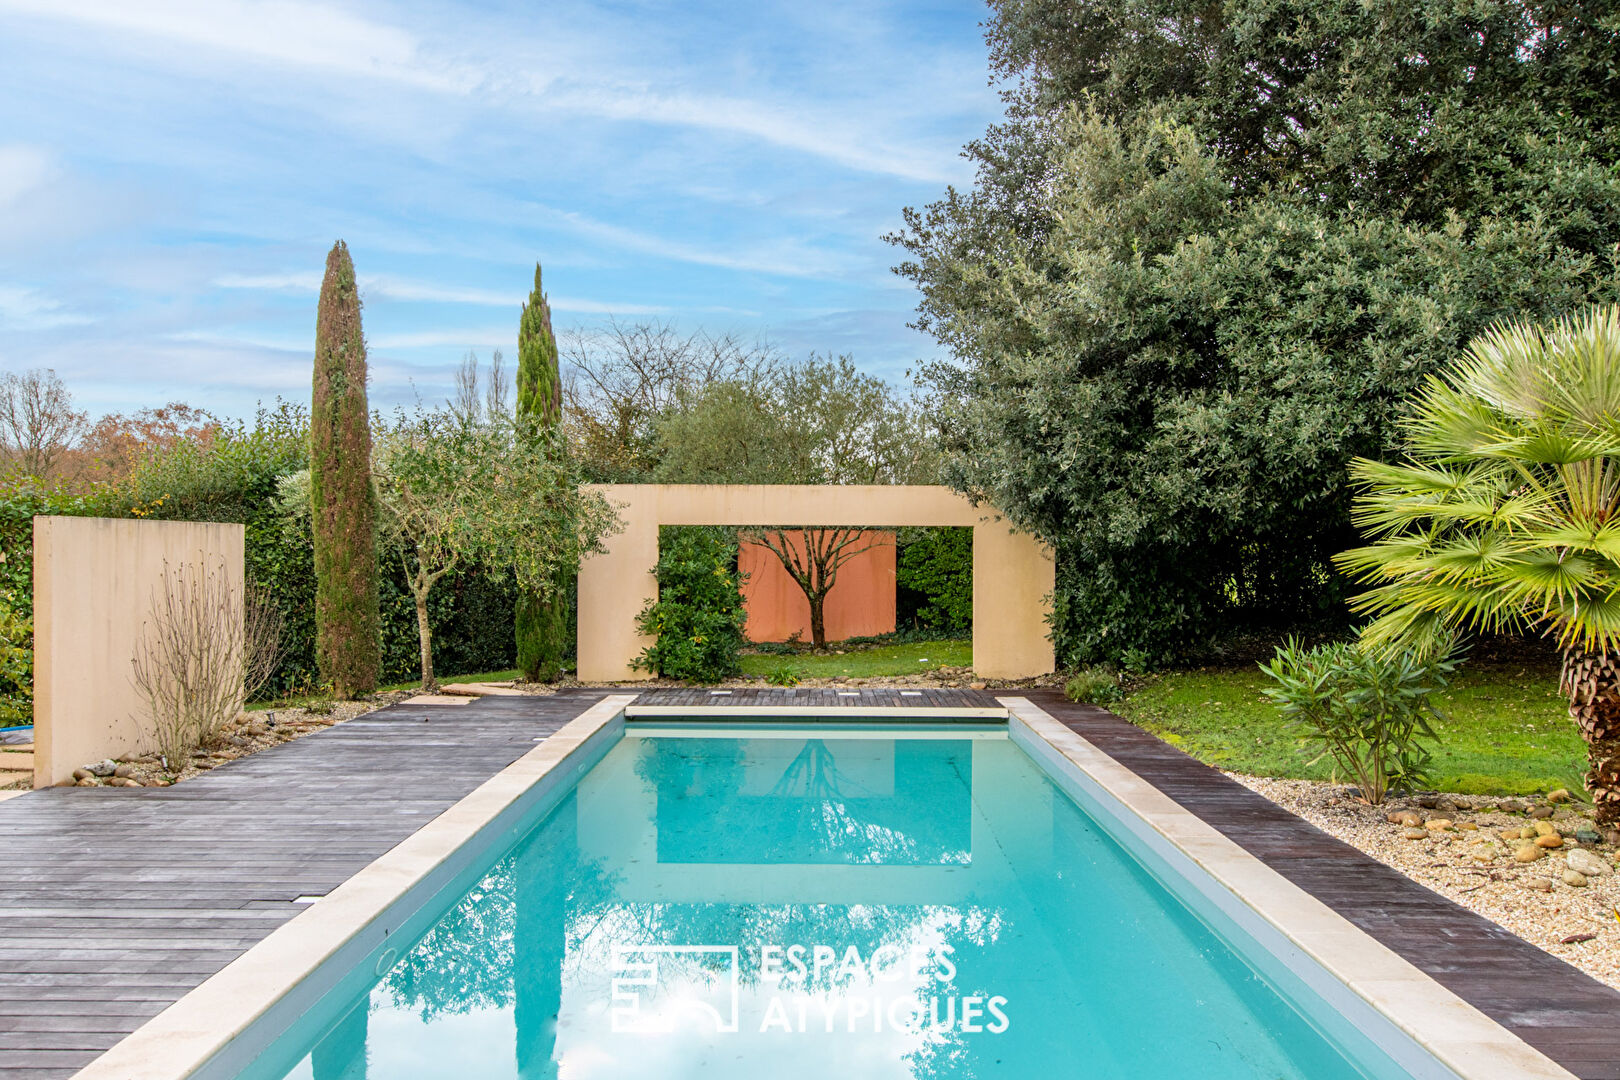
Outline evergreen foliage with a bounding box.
[893,0,1620,667]
[513,264,570,681]
[633,527,748,683]
[309,240,381,697]
[897,527,972,632]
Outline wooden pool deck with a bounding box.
[0,686,1615,1078]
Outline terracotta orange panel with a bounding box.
[738,529,896,642]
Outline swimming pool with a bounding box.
[206,718,1447,1080]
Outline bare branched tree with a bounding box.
[453,351,481,422]
[244,583,285,703]
[745,527,882,647]
[485,348,509,418]
[0,368,88,480]
[451,349,510,424]
[561,319,777,480]
[129,557,280,767]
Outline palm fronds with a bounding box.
[1340,305,1620,656]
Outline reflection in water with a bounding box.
[265,734,1393,1080]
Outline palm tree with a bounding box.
[1336,305,1620,826]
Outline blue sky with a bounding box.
[0,0,1000,419]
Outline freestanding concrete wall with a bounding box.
[32,516,246,788]
[577,485,1055,681]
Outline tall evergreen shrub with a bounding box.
[310,240,381,697]
[514,264,569,681]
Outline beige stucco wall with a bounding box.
[33,516,246,788]
[576,485,1055,681]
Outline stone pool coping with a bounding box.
[70,694,637,1080]
[1003,695,1576,1080]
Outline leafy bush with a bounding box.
[1259,640,1454,805]
[765,664,803,687]
[897,527,972,632]
[633,527,748,683]
[0,480,116,722]
[1064,665,1122,705]
[0,592,32,727]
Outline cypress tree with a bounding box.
[514,263,568,681]
[310,240,381,697]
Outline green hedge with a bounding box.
[0,404,521,717]
[896,527,972,633]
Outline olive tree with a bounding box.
[373,409,618,691]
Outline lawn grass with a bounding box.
[738,639,971,680]
[1114,660,1587,797]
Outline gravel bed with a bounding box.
[1233,774,1620,991]
[68,693,411,788]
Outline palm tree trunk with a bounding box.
[1561,648,1620,826]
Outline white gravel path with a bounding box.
[1232,774,1620,991]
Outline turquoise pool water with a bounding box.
[246,725,1417,1080]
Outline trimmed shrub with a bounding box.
[633,527,747,683]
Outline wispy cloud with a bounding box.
[213,271,663,313]
[0,285,94,330]
[0,0,967,183]
[369,328,512,349]
[0,0,466,91]
[545,88,958,184]
[531,204,854,279]
[0,143,52,206]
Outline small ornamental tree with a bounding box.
[310,240,381,697]
[514,264,570,681]
[744,527,879,648]
[375,408,616,692]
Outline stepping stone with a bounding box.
[402,694,472,706]
[439,682,526,697]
